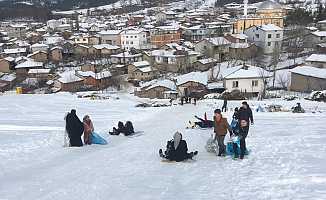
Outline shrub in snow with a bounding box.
[220,90,246,100]
[306,90,326,102]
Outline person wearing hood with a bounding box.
[83,115,94,145]
[159,132,198,162]
[213,109,233,156]
[65,109,84,147]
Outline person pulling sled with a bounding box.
[159,132,198,162]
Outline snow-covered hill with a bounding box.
[1,93,326,199]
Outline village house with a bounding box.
[49,47,63,62]
[304,31,326,49]
[56,71,84,92]
[289,66,326,92]
[146,49,199,73]
[229,43,258,61]
[77,70,112,90]
[223,65,271,97]
[0,73,16,92]
[7,24,28,38]
[98,30,122,46]
[135,79,177,99]
[28,69,52,82]
[88,44,120,56]
[75,44,90,56]
[27,51,48,63]
[110,51,143,65]
[15,60,44,80]
[175,71,208,98]
[150,26,181,48]
[120,29,148,50]
[31,43,49,53]
[0,57,15,73]
[195,37,231,62]
[194,58,218,71]
[3,48,27,57]
[155,11,177,23]
[305,54,326,68]
[244,24,283,54]
[128,60,157,82]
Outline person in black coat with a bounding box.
[236,102,254,157]
[159,132,198,162]
[238,101,253,125]
[65,109,84,147]
[110,121,135,136]
[222,98,228,112]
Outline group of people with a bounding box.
[65,109,134,147]
[180,97,197,105]
[160,101,254,161]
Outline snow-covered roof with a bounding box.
[207,82,224,89]
[176,71,208,86]
[3,57,15,62]
[146,79,176,91]
[132,60,150,67]
[290,66,326,79]
[93,44,120,50]
[305,54,326,63]
[197,58,217,64]
[224,65,271,79]
[136,66,154,73]
[28,69,51,74]
[78,70,112,79]
[58,71,83,83]
[0,73,16,82]
[204,37,231,46]
[31,43,49,48]
[4,48,26,54]
[111,52,142,58]
[259,24,283,31]
[230,43,251,49]
[311,31,326,37]
[15,60,43,69]
[98,30,122,35]
[231,33,248,40]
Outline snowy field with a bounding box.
[0,93,326,200]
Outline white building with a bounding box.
[120,29,148,50]
[244,24,283,54]
[223,65,271,95]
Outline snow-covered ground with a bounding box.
[1,93,326,199]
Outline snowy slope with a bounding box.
[1,93,326,199]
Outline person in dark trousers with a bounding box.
[237,101,254,158]
[65,109,84,147]
[159,132,198,162]
[193,113,214,128]
[181,97,184,105]
[221,98,228,112]
[169,99,173,106]
[233,107,239,120]
[232,120,249,159]
[213,109,233,156]
[109,121,135,136]
[193,98,197,105]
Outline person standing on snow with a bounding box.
[213,109,233,156]
[237,101,254,153]
[221,98,228,112]
[232,119,249,159]
[65,109,84,147]
[83,115,94,145]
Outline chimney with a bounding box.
[244,0,248,17]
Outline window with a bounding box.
[255,34,259,38]
[135,36,137,38]
[268,42,271,46]
[252,80,258,87]
[130,41,133,44]
[232,81,239,88]
[276,34,280,38]
[268,34,272,39]
[126,36,129,38]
